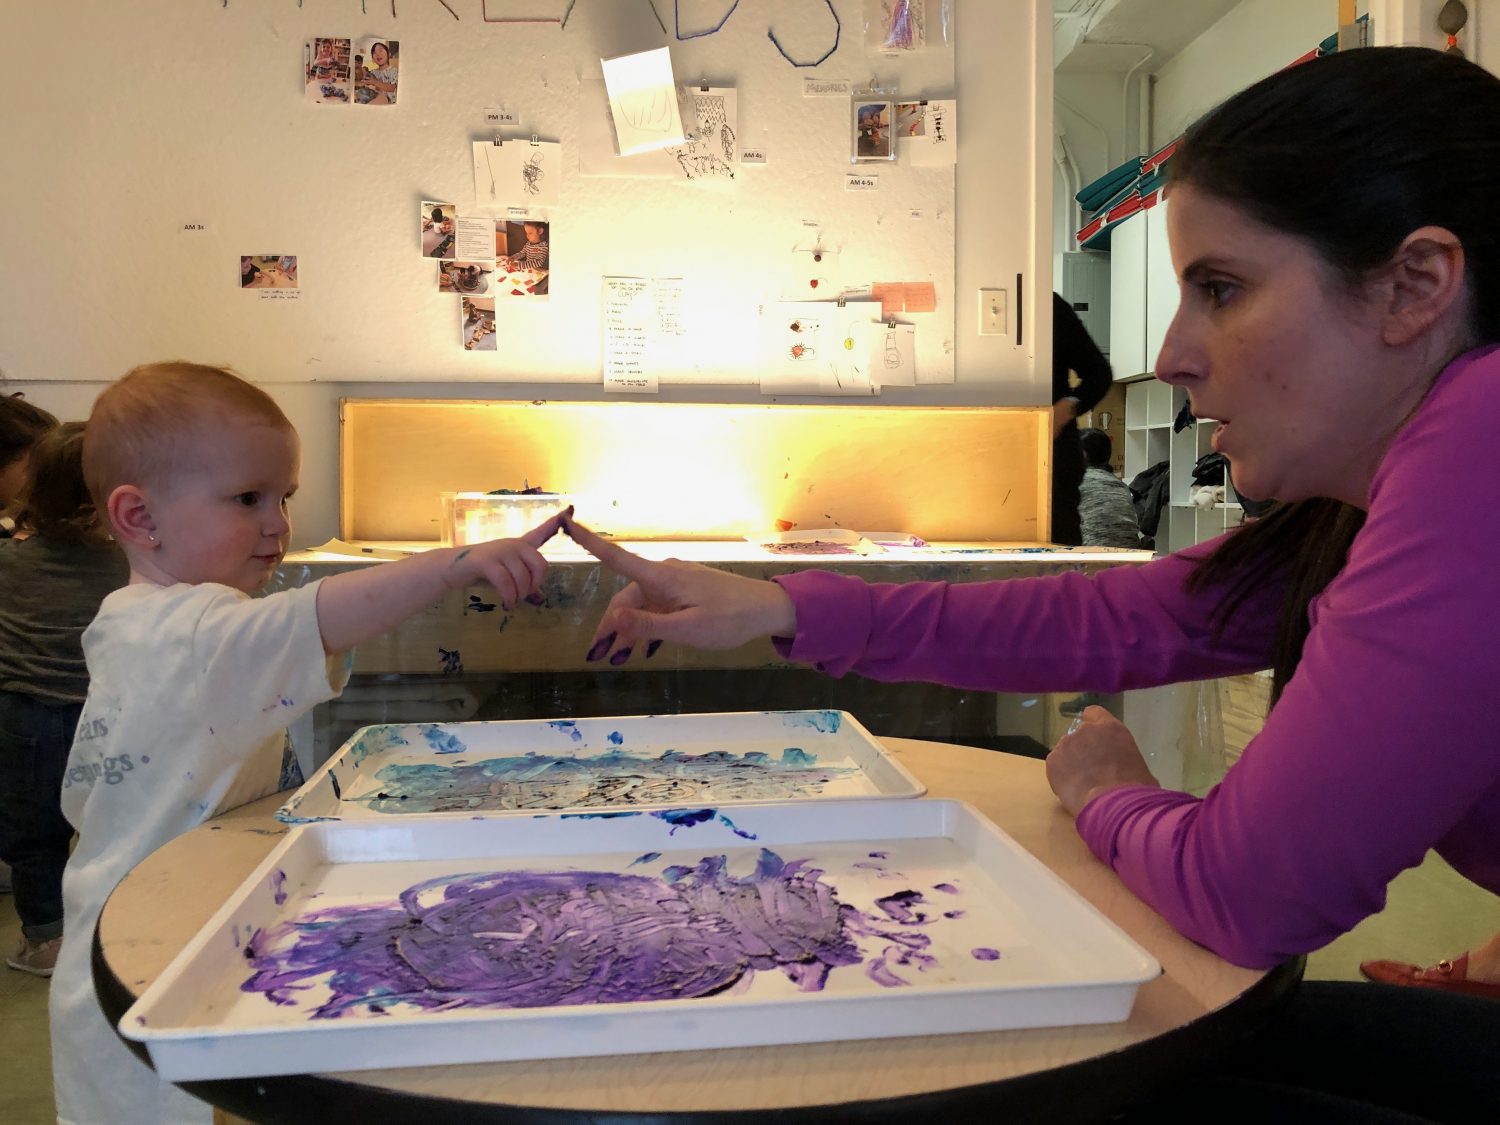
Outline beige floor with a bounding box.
[2,849,1496,1125]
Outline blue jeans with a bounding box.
[0,690,78,942]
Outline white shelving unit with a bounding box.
[1122,377,1241,554]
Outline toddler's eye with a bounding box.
[235,491,261,507]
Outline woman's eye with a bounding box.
[235,492,260,507]
[1204,280,1236,307]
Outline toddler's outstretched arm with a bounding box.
[314,510,568,654]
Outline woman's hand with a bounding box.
[1046,706,1160,816]
[563,518,798,664]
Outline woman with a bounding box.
[565,47,1500,1122]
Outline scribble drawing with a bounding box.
[340,746,857,814]
[670,95,737,181]
[884,329,902,368]
[241,848,942,1016]
[619,87,676,133]
[521,150,545,196]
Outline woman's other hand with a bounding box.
[563,517,797,664]
[1046,706,1160,816]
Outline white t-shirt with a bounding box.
[51,579,350,1125]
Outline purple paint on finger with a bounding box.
[971,948,1001,961]
[608,647,633,666]
[585,633,616,662]
[524,592,548,606]
[645,639,663,659]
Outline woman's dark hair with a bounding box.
[0,393,58,467]
[15,421,112,546]
[1177,47,1500,704]
[1077,427,1112,468]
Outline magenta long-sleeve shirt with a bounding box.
[772,346,1500,969]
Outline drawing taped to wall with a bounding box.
[666,87,739,180]
[601,47,687,156]
[461,298,496,351]
[471,140,562,208]
[420,201,457,259]
[304,38,351,104]
[353,38,399,105]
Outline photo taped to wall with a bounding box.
[305,38,351,104]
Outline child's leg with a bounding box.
[0,690,79,944]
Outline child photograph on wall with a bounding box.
[895,101,924,138]
[305,37,351,104]
[421,201,457,259]
[852,100,895,161]
[439,260,493,295]
[496,218,550,297]
[354,39,399,105]
[461,297,497,350]
[239,254,298,289]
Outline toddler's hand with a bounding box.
[563,517,798,664]
[445,509,569,608]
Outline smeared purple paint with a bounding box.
[868,850,889,859]
[875,890,928,924]
[943,910,965,920]
[547,720,585,743]
[270,870,288,906]
[933,883,959,895]
[241,849,939,1016]
[971,948,1001,961]
[328,772,342,800]
[629,851,662,866]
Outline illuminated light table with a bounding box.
[94,739,1300,1124]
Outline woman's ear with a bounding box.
[107,484,157,548]
[1379,226,1468,348]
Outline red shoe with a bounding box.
[1359,954,1500,1000]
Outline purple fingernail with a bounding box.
[586,633,615,662]
[646,639,663,659]
[524,592,546,606]
[608,647,633,666]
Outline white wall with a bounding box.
[0,0,1052,547]
[1152,0,1343,142]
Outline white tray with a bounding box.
[276,710,924,824]
[121,800,1159,1081]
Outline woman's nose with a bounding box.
[1153,304,1198,386]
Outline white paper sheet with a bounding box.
[871,323,916,386]
[601,48,686,156]
[454,216,496,262]
[761,301,881,396]
[472,140,561,208]
[602,277,656,393]
[908,100,957,167]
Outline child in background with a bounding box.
[0,393,59,537]
[0,424,128,975]
[52,362,567,1125]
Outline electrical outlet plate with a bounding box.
[978,288,1006,336]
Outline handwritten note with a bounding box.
[603,277,656,393]
[804,78,852,97]
[909,100,958,167]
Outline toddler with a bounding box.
[0,423,128,976]
[52,362,565,1125]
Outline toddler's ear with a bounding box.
[107,484,157,548]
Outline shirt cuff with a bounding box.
[769,570,875,677]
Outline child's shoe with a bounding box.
[7,936,62,977]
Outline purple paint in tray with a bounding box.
[122,800,1159,1083]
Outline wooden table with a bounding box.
[94,739,1299,1125]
